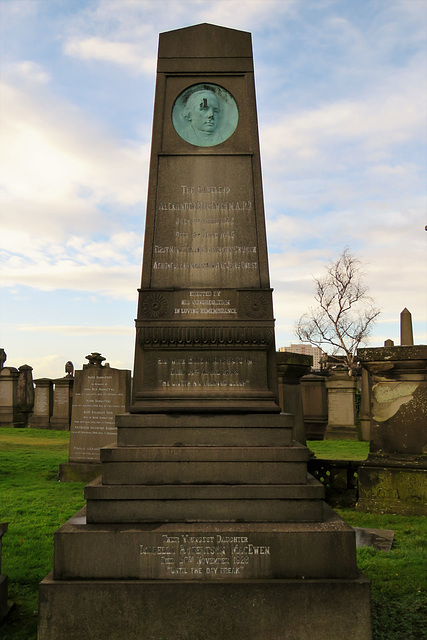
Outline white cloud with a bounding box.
[63,36,156,74]
[17,325,133,336]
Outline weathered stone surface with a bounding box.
[29,378,53,429]
[54,505,356,580]
[39,572,371,640]
[50,377,73,430]
[301,373,328,440]
[324,369,358,440]
[276,352,312,445]
[357,345,427,515]
[116,412,293,446]
[68,365,131,463]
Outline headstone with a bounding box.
[58,354,131,482]
[324,367,359,440]
[301,373,328,440]
[0,367,26,428]
[50,377,73,430]
[16,364,34,427]
[28,378,54,429]
[357,344,427,515]
[0,523,13,621]
[276,351,312,445]
[38,25,371,640]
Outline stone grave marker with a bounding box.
[59,353,131,482]
[324,367,359,440]
[50,376,73,430]
[29,378,54,429]
[38,24,371,640]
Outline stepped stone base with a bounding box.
[58,462,102,483]
[53,504,356,580]
[38,571,371,640]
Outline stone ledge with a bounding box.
[39,571,371,640]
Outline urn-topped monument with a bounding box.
[38,25,371,640]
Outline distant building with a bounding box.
[279,344,324,369]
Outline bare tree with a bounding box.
[295,247,380,373]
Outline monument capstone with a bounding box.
[38,24,372,640]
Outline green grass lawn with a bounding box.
[0,429,426,640]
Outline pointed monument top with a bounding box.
[159,23,252,59]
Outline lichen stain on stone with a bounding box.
[372,381,418,422]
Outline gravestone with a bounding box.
[276,351,312,445]
[357,343,427,515]
[301,372,328,439]
[29,378,54,429]
[324,368,359,440]
[50,376,73,430]
[38,25,371,640]
[58,354,131,482]
[0,368,21,427]
[0,365,33,428]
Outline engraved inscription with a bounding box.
[151,156,260,288]
[69,369,129,462]
[175,290,237,317]
[158,356,253,388]
[139,533,271,579]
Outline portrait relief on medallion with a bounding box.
[172,83,239,147]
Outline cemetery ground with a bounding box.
[0,429,425,640]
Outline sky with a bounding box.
[1,0,426,379]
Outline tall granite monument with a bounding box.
[38,25,371,640]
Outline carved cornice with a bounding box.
[137,325,274,348]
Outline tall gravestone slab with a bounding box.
[50,377,73,430]
[29,378,54,429]
[58,355,131,482]
[324,368,359,440]
[38,25,371,640]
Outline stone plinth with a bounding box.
[29,378,54,429]
[301,373,328,440]
[38,24,371,640]
[50,377,73,430]
[357,345,427,515]
[276,351,312,445]
[324,369,358,440]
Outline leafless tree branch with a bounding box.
[295,247,380,372]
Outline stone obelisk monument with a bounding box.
[38,25,371,639]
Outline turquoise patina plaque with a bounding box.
[172,83,239,147]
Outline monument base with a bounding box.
[38,571,371,640]
[58,462,102,483]
[357,462,427,516]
